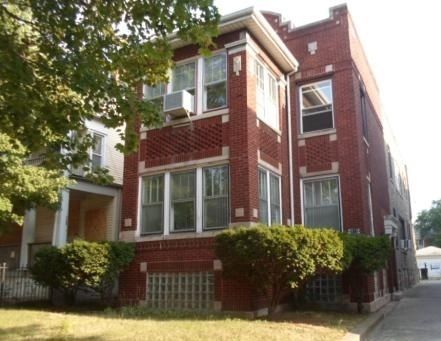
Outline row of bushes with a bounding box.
[31,225,391,312]
[215,225,391,314]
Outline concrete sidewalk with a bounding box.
[368,280,441,340]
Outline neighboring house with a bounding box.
[119,5,415,314]
[384,135,419,291]
[0,119,124,268]
[416,246,441,279]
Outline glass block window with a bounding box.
[170,171,196,232]
[141,175,164,234]
[303,177,341,230]
[147,272,214,310]
[204,54,227,110]
[203,165,229,229]
[306,275,342,303]
[300,80,333,133]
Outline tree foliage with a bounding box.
[0,0,220,225]
[415,199,441,246]
[31,239,135,305]
[215,225,344,314]
[0,133,70,227]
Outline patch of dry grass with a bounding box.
[0,307,363,341]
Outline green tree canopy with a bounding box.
[0,0,220,225]
[415,199,441,246]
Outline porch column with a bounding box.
[19,209,36,267]
[52,189,70,247]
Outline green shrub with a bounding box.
[340,233,392,312]
[215,225,345,314]
[31,239,135,305]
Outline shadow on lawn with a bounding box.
[0,323,108,341]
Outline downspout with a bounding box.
[286,70,296,226]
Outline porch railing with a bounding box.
[0,263,49,305]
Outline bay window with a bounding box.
[258,168,281,225]
[300,80,334,133]
[204,54,227,110]
[303,177,341,230]
[171,171,196,232]
[141,175,164,234]
[255,60,279,129]
[140,165,230,235]
[203,165,229,229]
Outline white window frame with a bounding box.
[299,79,334,134]
[202,165,230,230]
[170,170,197,233]
[300,175,343,231]
[141,174,164,235]
[89,130,105,170]
[258,167,282,226]
[254,59,280,130]
[203,52,228,112]
[138,164,230,237]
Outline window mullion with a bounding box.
[196,168,203,233]
[266,170,271,225]
[164,172,170,236]
[197,57,203,115]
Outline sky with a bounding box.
[215,0,441,219]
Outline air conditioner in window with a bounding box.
[163,90,195,119]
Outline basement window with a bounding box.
[300,80,334,133]
[146,272,214,310]
[306,274,342,303]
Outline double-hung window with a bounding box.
[204,54,227,110]
[91,132,104,171]
[300,80,334,133]
[303,177,341,230]
[141,175,164,234]
[172,62,196,96]
[144,83,167,114]
[258,168,281,225]
[170,171,196,232]
[255,60,279,129]
[203,165,229,229]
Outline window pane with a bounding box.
[171,171,195,231]
[91,155,102,170]
[142,175,164,234]
[203,166,229,229]
[302,81,332,108]
[303,178,340,230]
[270,174,281,224]
[92,135,103,155]
[259,170,268,225]
[205,82,226,110]
[204,54,226,84]
[145,83,166,100]
[172,62,196,92]
[302,111,333,132]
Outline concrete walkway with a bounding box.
[369,280,441,340]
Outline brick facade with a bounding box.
[119,5,407,313]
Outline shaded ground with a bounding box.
[369,280,441,341]
[0,307,362,341]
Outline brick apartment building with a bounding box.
[118,5,417,314]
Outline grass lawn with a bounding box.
[0,307,364,341]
